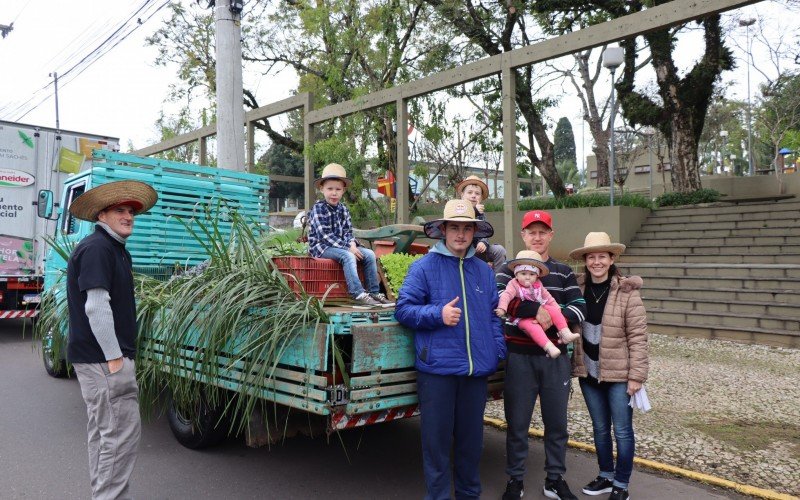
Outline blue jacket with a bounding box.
[395,241,506,377]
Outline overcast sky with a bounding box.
[0,1,787,166]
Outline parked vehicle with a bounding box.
[0,120,118,319]
[37,151,504,448]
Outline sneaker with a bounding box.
[353,292,381,308]
[369,292,395,307]
[543,476,578,500]
[608,486,630,500]
[582,476,613,496]
[501,478,524,500]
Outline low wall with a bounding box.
[702,172,800,198]
[484,206,651,260]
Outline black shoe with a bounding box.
[542,476,577,500]
[582,476,613,496]
[501,478,524,499]
[608,486,630,500]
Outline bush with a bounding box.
[655,189,721,207]
[483,192,652,212]
[379,253,423,296]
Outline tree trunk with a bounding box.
[669,111,702,192]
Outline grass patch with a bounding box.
[689,419,800,459]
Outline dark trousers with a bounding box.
[416,371,489,500]
[504,352,572,481]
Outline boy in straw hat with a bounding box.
[496,250,580,358]
[65,180,157,499]
[307,163,392,307]
[456,175,507,268]
[395,199,506,500]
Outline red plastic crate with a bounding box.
[272,256,363,300]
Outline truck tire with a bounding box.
[42,331,69,378]
[167,393,228,449]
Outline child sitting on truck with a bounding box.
[495,250,580,358]
[455,175,506,268]
[307,163,393,308]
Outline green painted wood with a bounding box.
[350,322,415,373]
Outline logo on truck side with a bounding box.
[0,169,34,187]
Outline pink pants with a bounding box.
[516,302,568,350]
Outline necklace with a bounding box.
[590,285,610,303]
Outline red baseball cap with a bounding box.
[521,210,552,230]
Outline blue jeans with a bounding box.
[416,371,488,500]
[320,246,379,298]
[579,378,635,489]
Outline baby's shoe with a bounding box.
[544,341,561,358]
[558,328,580,344]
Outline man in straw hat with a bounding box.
[395,199,506,500]
[496,210,586,500]
[307,163,392,307]
[66,180,157,499]
[455,175,507,268]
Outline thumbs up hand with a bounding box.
[442,297,462,326]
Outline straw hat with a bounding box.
[423,199,493,239]
[568,232,626,260]
[455,175,489,200]
[313,163,352,189]
[69,180,158,222]
[508,250,549,277]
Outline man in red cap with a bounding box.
[496,210,587,500]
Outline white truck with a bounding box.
[0,120,119,319]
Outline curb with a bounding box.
[482,417,798,500]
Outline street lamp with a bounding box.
[640,126,656,199]
[739,17,756,176]
[603,46,624,206]
[720,130,729,175]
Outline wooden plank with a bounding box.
[349,369,416,390]
[350,323,415,373]
[350,382,417,401]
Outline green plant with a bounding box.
[482,192,652,212]
[379,253,423,296]
[655,188,721,207]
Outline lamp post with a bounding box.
[640,126,656,199]
[720,130,729,175]
[739,17,756,176]
[603,46,624,206]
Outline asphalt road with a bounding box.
[0,320,742,499]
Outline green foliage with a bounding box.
[554,117,577,165]
[258,143,304,201]
[379,253,423,296]
[655,189,721,207]
[556,160,582,188]
[484,192,652,211]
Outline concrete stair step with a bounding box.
[647,308,798,333]
[622,244,800,255]
[645,207,800,224]
[654,199,800,217]
[622,253,800,264]
[641,285,800,305]
[628,234,800,247]
[624,274,800,291]
[634,227,800,240]
[646,321,799,348]
[641,296,796,319]
[617,262,800,279]
[638,219,799,232]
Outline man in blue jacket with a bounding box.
[395,199,506,500]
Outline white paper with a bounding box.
[629,385,652,413]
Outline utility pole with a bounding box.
[215,0,245,171]
[49,72,61,131]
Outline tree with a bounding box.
[757,72,800,173]
[422,1,568,197]
[534,1,734,193]
[553,117,576,166]
[257,143,305,208]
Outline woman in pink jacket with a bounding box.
[568,233,649,500]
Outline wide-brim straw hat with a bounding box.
[313,163,352,189]
[508,250,549,277]
[69,180,158,222]
[455,175,489,200]
[423,199,493,239]
[568,232,626,260]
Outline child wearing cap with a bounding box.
[495,250,580,358]
[456,175,507,268]
[307,163,392,307]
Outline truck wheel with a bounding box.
[167,393,228,449]
[42,331,69,378]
